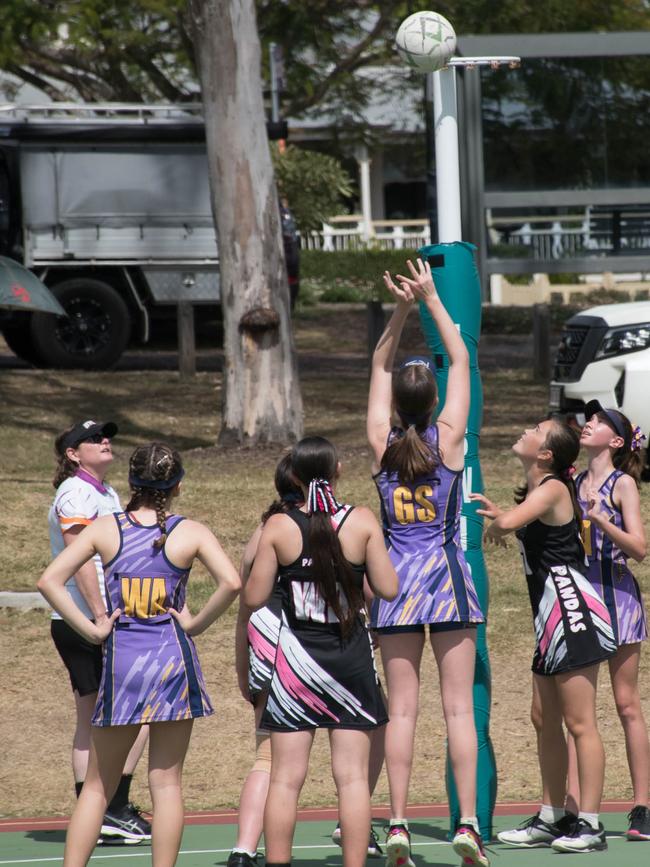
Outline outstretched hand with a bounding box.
[469,493,503,520]
[382,270,414,305]
[395,258,439,302]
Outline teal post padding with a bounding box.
[417,241,497,841]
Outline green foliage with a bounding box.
[271,144,354,232]
[301,248,414,301]
[2,2,648,113]
[480,302,582,334]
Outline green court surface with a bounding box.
[0,812,645,867]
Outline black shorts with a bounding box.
[374,622,479,636]
[50,619,102,697]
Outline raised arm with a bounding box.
[471,481,563,544]
[367,272,414,463]
[396,259,469,451]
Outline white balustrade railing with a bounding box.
[491,209,650,260]
[302,211,650,258]
[301,216,431,251]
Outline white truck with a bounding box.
[549,300,650,447]
[0,104,298,368]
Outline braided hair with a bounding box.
[126,443,183,550]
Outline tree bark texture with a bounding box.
[187,0,303,445]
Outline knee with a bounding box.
[615,693,643,726]
[563,715,596,740]
[252,734,272,775]
[530,700,543,734]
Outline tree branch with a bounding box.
[287,8,395,116]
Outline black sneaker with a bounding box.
[627,805,650,841]
[551,818,607,853]
[368,827,383,858]
[331,823,383,858]
[227,853,258,867]
[100,803,151,842]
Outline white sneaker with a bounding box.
[551,819,607,853]
[498,812,576,848]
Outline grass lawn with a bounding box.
[0,305,649,817]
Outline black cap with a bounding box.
[584,400,627,440]
[60,419,118,452]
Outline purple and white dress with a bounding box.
[92,512,213,726]
[370,425,484,630]
[576,470,648,646]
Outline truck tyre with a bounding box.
[1,314,44,365]
[30,279,131,369]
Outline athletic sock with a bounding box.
[232,849,257,858]
[107,774,132,813]
[389,818,408,829]
[74,781,83,798]
[459,816,480,834]
[540,804,566,825]
[578,811,599,831]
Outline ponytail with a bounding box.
[291,437,363,636]
[306,479,362,637]
[612,419,645,488]
[381,425,437,484]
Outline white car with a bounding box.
[549,301,650,440]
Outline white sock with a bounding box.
[578,811,599,831]
[539,804,566,824]
[390,818,408,829]
[459,816,479,833]
[232,849,257,858]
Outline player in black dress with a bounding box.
[244,437,398,867]
[472,418,615,853]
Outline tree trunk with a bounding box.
[187,0,303,445]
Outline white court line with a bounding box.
[0,834,630,866]
[0,840,447,865]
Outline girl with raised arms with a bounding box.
[367,258,487,867]
[472,418,616,853]
[243,436,398,867]
[38,443,241,867]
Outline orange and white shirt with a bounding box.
[48,472,121,620]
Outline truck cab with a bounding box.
[549,300,650,439]
[0,103,299,369]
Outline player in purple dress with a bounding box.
[38,443,241,867]
[367,259,487,867]
[576,402,649,839]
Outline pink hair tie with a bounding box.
[562,465,577,481]
[631,425,646,452]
